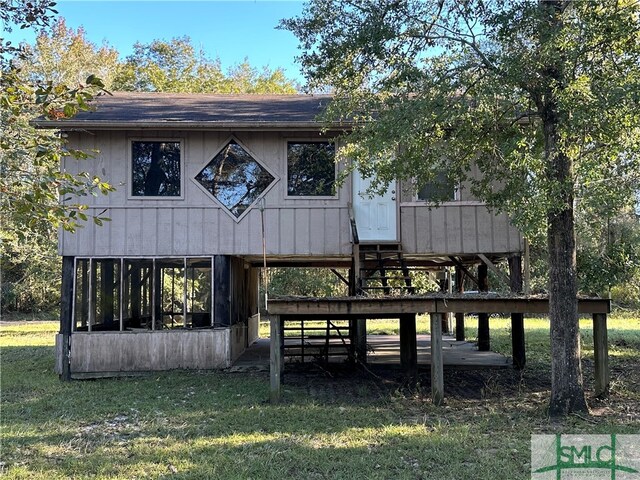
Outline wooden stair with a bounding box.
[358,243,415,296]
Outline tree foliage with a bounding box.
[268,268,348,298]
[113,36,298,94]
[1,1,114,312]
[283,0,640,415]
[16,18,120,89]
[2,6,300,313]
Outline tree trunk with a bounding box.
[543,111,588,416]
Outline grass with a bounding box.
[2,315,639,479]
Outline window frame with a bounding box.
[399,178,462,206]
[284,139,339,200]
[128,138,185,200]
[192,135,279,222]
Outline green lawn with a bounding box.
[2,315,639,479]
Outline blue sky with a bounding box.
[5,0,306,82]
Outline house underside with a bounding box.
[54,250,514,375]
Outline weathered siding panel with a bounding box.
[476,207,495,253]
[430,208,447,254]
[294,208,310,254]
[446,207,462,254]
[60,330,233,374]
[401,204,522,256]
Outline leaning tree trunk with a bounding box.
[543,112,589,416]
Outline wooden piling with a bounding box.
[214,255,231,327]
[399,313,417,380]
[60,256,74,381]
[455,265,465,341]
[430,312,444,406]
[593,313,610,396]
[509,255,526,369]
[270,314,282,403]
[477,263,490,351]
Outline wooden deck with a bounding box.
[266,295,611,405]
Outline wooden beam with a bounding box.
[59,256,74,381]
[355,318,367,363]
[477,264,490,351]
[89,259,97,331]
[267,297,611,316]
[509,256,526,369]
[214,255,231,327]
[399,314,417,380]
[523,238,531,295]
[270,314,282,403]
[330,268,350,287]
[152,260,161,330]
[353,243,361,295]
[430,312,444,406]
[478,254,511,288]
[593,313,610,397]
[448,256,480,287]
[454,265,465,341]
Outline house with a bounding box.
[36,92,524,377]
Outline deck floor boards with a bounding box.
[230,334,509,372]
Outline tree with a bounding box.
[282,0,640,415]
[577,206,640,299]
[16,18,120,89]
[113,37,298,94]
[1,1,113,313]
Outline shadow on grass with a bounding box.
[1,328,638,480]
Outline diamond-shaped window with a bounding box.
[195,140,275,218]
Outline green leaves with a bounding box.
[284,0,640,240]
[112,37,299,94]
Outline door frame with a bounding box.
[352,170,400,243]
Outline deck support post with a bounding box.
[270,314,282,403]
[593,313,610,396]
[214,255,231,327]
[477,263,490,351]
[430,312,444,406]
[509,255,526,369]
[455,266,465,341]
[59,256,74,381]
[348,268,367,363]
[354,318,367,363]
[399,314,417,380]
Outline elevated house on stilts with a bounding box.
[38,92,610,403]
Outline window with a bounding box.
[131,141,181,197]
[417,171,457,202]
[287,142,336,197]
[195,140,276,219]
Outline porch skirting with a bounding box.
[55,325,246,376]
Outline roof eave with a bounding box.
[32,120,353,131]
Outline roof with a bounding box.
[33,92,346,131]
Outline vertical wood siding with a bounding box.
[61,131,522,258]
[400,205,522,255]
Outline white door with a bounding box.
[353,171,398,242]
